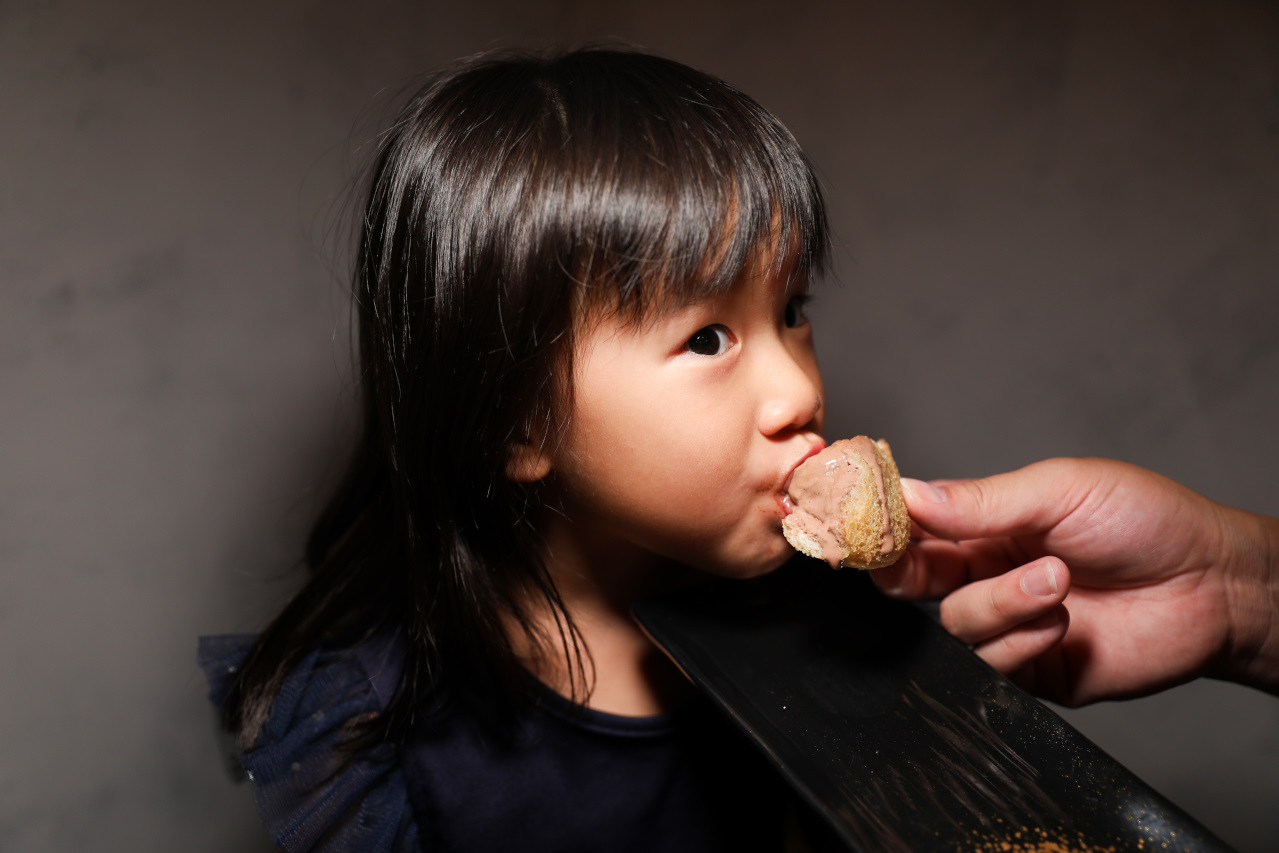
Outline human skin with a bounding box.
[511,255,827,715]
[873,458,1279,706]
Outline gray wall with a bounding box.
[2,1,1276,850]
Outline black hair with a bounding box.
[224,47,828,746]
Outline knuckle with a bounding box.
[986,578,1012,618]
[965,476,996,517]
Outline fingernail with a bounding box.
[902,478,947,503]
[1021,562,1059,597]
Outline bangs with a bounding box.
[547,49,829,319]
[427,48,829,326]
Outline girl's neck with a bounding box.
[519,515,698,717]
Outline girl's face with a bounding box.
[549,254,827,579]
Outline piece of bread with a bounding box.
[782,437,910,570]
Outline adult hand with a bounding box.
[873,458,1279,706]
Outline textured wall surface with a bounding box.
[2,1,1276,851]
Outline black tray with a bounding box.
[634,557,1233,852]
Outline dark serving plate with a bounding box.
[634,557,1233,852]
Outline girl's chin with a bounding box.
[702,546,793,580]
[657,526,794,580]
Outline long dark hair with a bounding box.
[224,47,829,746]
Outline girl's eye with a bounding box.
[784,294,811,329]
[684,325,731,356]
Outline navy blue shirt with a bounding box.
[199,634,788,852]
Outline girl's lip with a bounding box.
[779,439,827,511]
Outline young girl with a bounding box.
[200,47,831,852]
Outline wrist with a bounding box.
[1218,506,1279,694]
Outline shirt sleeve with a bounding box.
[198,634,423,853]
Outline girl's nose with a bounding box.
[758,351,823,436]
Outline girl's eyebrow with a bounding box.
[645,299,718,333]
[785,273,811,295]
[635,288,725,326]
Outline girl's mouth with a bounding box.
[777,439,826,515]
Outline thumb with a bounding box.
[901,458,1105,543]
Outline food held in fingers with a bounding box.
[782,437,910,570]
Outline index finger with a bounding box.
[873,535,1038,599]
